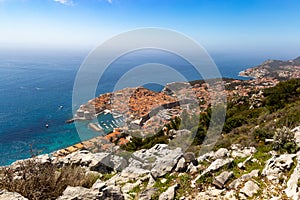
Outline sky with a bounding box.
[0,0,300,58]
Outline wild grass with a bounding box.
[0,159,99,200]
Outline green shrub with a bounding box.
[272,126,298,153]
[264,78,300,112]
[223,116,247,133]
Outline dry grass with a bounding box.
[0,159,99,200]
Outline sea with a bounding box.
[0,48,267,166]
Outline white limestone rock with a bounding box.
[0,190,28,200]
[213,171,234,189]
[57,186,97,200]
[262,154,296,181]
[240,180,259,197]
[285,151,300,200]
[229,169,259,189]
[213,148,230,159]
[159,184,179,200]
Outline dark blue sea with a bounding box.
[0,48,266,166]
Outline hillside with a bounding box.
[239,56,300,80]
[0,78,299,200]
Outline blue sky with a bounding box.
[0,0,300,57]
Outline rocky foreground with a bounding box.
[1,126,300,200]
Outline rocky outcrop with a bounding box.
[285,151,300,199]
[262,154,296,181]
[150,147,182,178]
[57,183,124,200]
[55,150,127,173]
[5,141,300,200]
[120,144,183,180]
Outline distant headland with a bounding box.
[239,56,300,79]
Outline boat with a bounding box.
[88,123,102,132]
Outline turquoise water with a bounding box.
[0,49,260,166]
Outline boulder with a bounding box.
[57,186,97,200]
[150,147,183,178]
[55,151,107,167]
[240,180,259,197]
[285,151,300,199]
[229,169,259,189]
[213,148,229,159]
[197,148,230,163]
[197,151,215,162]
[202,158,234,176]
[159,184,179,200]
[0,190,28,200]
[213,171,233,189]
[231,146,256,158]
[262,154,296,180]
[118,144,182,183]
[55,151,128,172]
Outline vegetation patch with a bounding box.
[0,160,99,200]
